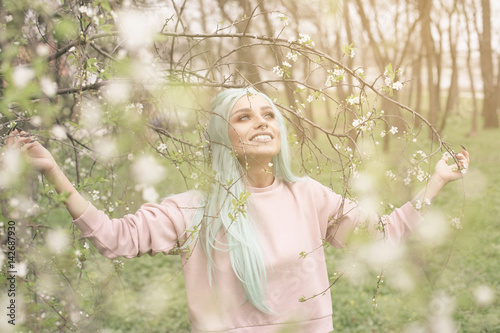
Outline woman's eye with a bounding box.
[238,115,249,121]
[264,112,275,118]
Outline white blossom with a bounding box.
[142,185,159,202]
[473,285,495,307]
[157,143,167,152]
[40,76,58,97]
[346,95,360,105]
[13,66,35,88]
[46,229,71,254]
[79,6,95,16]
[286,52,298,62]
[389,126,398,135]
[51,125,67,139]
[450,217,462,230]
[132,155,166,185]
[392,81,403,90]
[125,102,143,114]
[272,66,284,77]
[297,33,315,46]
[36,44,50,56]
[386,170,396,180]
[275,13,289,26]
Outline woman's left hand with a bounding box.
[433,148,470,184]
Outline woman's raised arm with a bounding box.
[5,128,89,219]
[411,148,470,207]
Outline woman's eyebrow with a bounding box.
[232,106,274,115]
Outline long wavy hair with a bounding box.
[190,88,298,312]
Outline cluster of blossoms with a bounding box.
[125,103,144,115]
[414,198,431,210]
[383,66,404,91]
[411,150,429,164]
[341,43,356,59]
[113,259,125,269]
[272,60,291,78]
[275,13,289,26]
[75,250,84,269]
[346,94,364,106]
[352,113,375,132]
[325,68,345,87]
[386,170,397,180]
[376,215,389,232]
[78,5,104,25]
[450,217,462,230]
[380,126,399,137]
[286,51,298,62]
[403,165,430,185]
[354,68,365,78]
[296,33,315,47]
[272,66,284,77]
[90,190,100,201]
[157,143,168,152]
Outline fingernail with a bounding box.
[7,125,17,135]
[460,144,467,151]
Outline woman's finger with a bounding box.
[20,140,38,152]
[4,129,19,145]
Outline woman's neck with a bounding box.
[242,160,275,188]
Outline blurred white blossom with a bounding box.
[40,76,58,97]
[13,66,35,88]
[102,80,131,104]
[46,229,71,254]
[132,155,166,185]
[142,185,159,202]
[51,125,67,139]
[118,10,155,51]
[473,285,495,307]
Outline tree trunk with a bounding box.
[439,11,459,133]
[480,0,499,128]
[419,0,441,136]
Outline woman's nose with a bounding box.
[254,115,268,129]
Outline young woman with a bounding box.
[6,88,469,332]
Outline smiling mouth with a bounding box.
[250,134,273,142]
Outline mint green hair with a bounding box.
[193,88,298,312]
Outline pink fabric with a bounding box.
[73,177,422,332]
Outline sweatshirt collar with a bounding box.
[245,177,281,193]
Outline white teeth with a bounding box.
[251,135,272,142]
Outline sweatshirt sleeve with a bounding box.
[72,192,200,258]
[319,183,423,248]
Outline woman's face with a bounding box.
[228,94,281,165]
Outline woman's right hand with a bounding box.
[5,128,58,175]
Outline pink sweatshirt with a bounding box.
[73,177,422,332]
